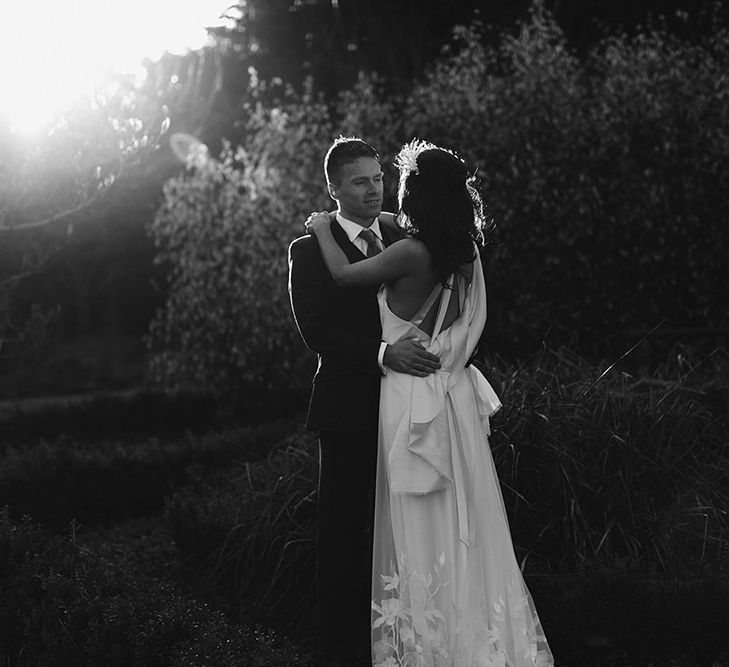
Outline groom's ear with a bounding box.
[327,181,338,201]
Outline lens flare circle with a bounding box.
[170,132,209,166]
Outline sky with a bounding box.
[0,0,235,136]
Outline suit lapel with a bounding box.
[331,218,366,263]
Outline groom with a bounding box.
[288,136,440,665]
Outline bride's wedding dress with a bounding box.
[371,253,554,667]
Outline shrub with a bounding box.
[147,83,335,396]
[405,4,729,353]
[0,511,311,666]
[0,419,295,527]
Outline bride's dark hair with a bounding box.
[396,142,490,285]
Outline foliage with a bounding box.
[0,48,224,376]
[150,3,729,393]
[0,419,294,527]
[215,0,726,96]
[0,75,168,356]
[0,81,162,232]
[404,3,729,352]
[0,47,225,234]
[147,86,335,394]
[214,0,497,95]
[0,511,310,666]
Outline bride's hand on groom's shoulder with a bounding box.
[384,338,441,377]
[305,211,333,235]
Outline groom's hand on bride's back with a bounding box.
[383,339,440,377]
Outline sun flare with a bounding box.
[0,0,233,137]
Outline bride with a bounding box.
[306,140,554,667]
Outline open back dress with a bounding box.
[371,251,554,667]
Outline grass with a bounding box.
[163,431,317,638]
[0,418,297,527]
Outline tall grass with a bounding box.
[158,345,729,663]
[486,343,729,575]
[164,432,317,633]
[164,345,729,640]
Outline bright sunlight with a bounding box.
[0,0,233,137]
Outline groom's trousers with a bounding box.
[317,427,378,660]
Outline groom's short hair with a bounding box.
[324,136,379,186]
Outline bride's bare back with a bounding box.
[385,238,474,337]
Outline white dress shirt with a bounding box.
[335,212,388,374]
[336,213,384,255]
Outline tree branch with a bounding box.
[0,190,104,232]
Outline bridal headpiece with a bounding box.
[394,138,436,176]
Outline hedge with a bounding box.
[0,420,295,527]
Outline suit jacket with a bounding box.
[288,213,406,431]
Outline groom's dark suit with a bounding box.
[288,213,405,660]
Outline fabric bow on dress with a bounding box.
[382,255,502,546]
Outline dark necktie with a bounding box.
[358,228,382,258]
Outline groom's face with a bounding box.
[329,157,383,226]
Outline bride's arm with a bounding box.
[306,214,426,287]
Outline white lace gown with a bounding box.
[371,255,554,667]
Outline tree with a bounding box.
[213,0,726,96]
[0,47,224,357]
